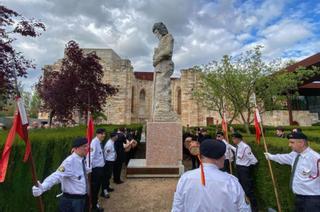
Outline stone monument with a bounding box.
[127,23,183,177]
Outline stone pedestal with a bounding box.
[127,122,184,177]
[146,122,182,166]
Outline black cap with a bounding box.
[72,137,87,148]
[231,132,242,139]
[216,131,224,136]
[96,128,106,134]
[110,132,118,138]
[200,139,226,159]
[287,132,307,140]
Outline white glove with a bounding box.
[264,152,272,160]
[32,181,44,197]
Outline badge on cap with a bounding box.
[57,166,65,172]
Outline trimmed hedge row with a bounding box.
[0,125,319,211]
[0,124,142,212]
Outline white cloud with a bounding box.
[1,0,319,91]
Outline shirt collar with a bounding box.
[300,147,311,158]
[202,163,219,169]
[237,141,244,147]
[72,152,84,161]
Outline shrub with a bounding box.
[0,124,142,212]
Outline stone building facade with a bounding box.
[42,49,319,126]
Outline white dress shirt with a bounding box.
[89,137,105,168]
[104,138,116,162]
[229,141,258,166]
[41,152,90,195]
[172,163,251,212]
[222,139,234,161]
[268,147,320,195]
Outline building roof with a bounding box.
[285,53,320,96]
[286,53,320,72]
[134,72,154,81]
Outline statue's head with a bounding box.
[152,22,168,36]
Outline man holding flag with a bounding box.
[32,137,90,212]
[265,132,320,211]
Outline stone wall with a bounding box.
[262,110,319,126]
[39,48,319,127]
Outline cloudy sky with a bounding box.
[3,0,320,91]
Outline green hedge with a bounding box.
[0,125,319,211]
[0,124,142,212]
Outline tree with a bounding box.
[0,5,45,109]
[37,40,118,124]
[195,46,319,133]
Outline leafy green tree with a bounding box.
[195,46,319,133]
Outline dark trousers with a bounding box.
[236,165,258,212]
[220,159,231,173]
[113,160,123,182]
[91,167,104,208]
[59,195,86,212]
[102,161,114,191]
[295,195,320,212]
[191,155,199,169]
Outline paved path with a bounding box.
[101,178,178,212]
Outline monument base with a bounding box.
[126,159,184,178]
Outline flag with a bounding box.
[86,114,94,145]
[0,97,31,183]
[254,108,261,144]
[86,113,94,167]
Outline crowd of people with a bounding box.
[32,127,139,212]
[175,127,320,212]
[30,125,320,212]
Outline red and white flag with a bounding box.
[86,113,94,167]
[254,108,261,144]
[0,97,31,183]
[86,114,94,145]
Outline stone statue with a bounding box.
[151,22,179,122]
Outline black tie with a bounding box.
[101,143,106,161]
[82,158,89,193]
[235,146,238,164]
[290,154,300,190]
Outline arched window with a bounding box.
[139,89,146,117]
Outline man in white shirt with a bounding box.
[89,128,106,211]
[172,139,251,212]
[32,137,90,212]
[216,131,234,173]
[229,132,258,212]
[101,132,118,197]
[265,132,320,211]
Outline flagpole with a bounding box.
[253,94,281,212]
[13,70,44,212]
[222,100,233,175]
[87,91,92,212]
